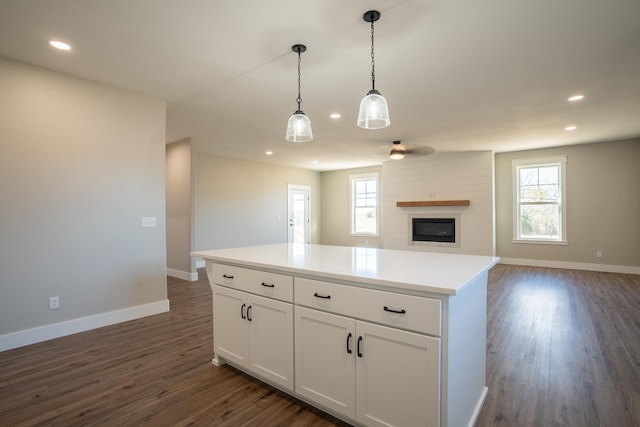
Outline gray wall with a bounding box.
[166,138,195,276]
[321,166,383,248]
[195,153,321,250]
[0,57,167,338]
[495,139,640,269]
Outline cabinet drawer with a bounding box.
[208,263,293,303]
[295,278,441,336]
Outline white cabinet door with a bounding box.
[213,285,249,367]
[355,321,441,427]
[294,306,356,418]
[248,294,294,390]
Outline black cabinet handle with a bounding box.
[346,332,353,354]
[261,282,275,288]
[240,303,246,319]
[357,336,363,358]
[313,292,331,299]
[247,305,252,322]
[384,306,406,314]
[222,274,234,279]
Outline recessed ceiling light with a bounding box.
[265,151,273,155]
[330,113,341,119]
[565,125,577,131]
[312,160,319,165]
[568,95,584,102]
[49,40,72,51]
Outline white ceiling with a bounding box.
[1,0,639,171]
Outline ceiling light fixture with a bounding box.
[330,113,341,119]
[389,141,405,160]
[568,95,584,102]
[49,40,71,51]
[389,141,405,159]
[565,125,577,131]
[285,44,313,142]
[357,10,390,130]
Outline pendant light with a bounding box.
[285,44,313,142]
[357,10,390,129]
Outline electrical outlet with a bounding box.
[596,251,603,258]
[49,296,59,310]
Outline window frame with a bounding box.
[512,155,567,244]
[350,172,379,237]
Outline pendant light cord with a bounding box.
[296,51,302,111]
[370,19,376,92]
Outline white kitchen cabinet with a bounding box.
[295,306,440,427]
[195,244,499,427]
[294,306,356,417]
[355,320,440,427]
[213,284,294,391]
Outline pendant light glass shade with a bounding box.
[285,44,313,142]
[286,111,313,142]
[358,89,390,129]
[358,10,390,130]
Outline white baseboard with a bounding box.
[0,299,170,352]
[167,267,198,281]
[499,257,640,275]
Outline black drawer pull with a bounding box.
[240,303,246,319]
[222,274,234,279]
[346,332,353,354]
[384,306,406,314]
[357,336,363,358]
[247,305,252,322]
[261,282,275,288]
[313,292,331,299]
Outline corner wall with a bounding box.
[166,138,196,280]
[0,57,168,350]
[195,153,321,251]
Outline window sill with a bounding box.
[513,239,568,246]
[351,233,380,238]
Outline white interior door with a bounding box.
[287,184,310,244]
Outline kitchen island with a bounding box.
[192,243,499,427]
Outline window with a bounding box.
[350,172,379,236]
[513,156,567,243]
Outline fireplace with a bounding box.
[408,214,460,247]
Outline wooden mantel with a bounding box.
[396,200,470,207]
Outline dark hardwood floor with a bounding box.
[0,265,638,426]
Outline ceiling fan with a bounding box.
[388,140,435,160]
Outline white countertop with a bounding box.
[192,244,499,296]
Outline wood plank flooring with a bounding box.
[476,266,640,427]
[0,265,638,426]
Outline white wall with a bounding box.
[382,152,495,255]
[0,57,168,350]
[195,153,321,251]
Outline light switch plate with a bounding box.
[141,217,157,228]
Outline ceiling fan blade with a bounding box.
[405,146,435,157]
